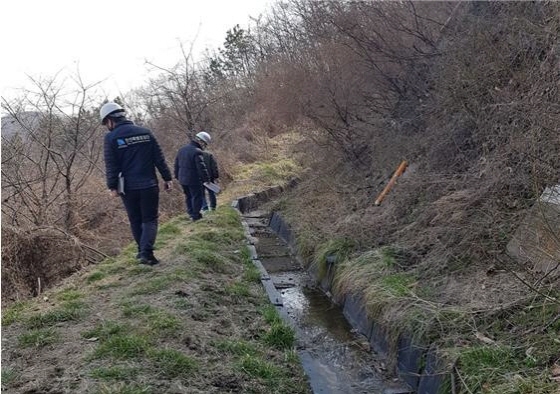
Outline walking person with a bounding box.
[101,102,173,266]
[201,150,219,212]
[174,131,212,221]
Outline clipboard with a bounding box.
[204,182,221,194]
[117,172,125,195]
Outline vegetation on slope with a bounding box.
[2,208,310,393]
[2,1,560,393]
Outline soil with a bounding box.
[1,213,311,394]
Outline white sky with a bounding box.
[0,0,271,102]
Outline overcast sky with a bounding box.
[0,0,271,102]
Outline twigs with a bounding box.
[454,365,474,394]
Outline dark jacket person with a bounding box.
[174,131,211,221]
[102,102,173,265]
[201,150,219,211]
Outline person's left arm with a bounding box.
[103,133,120,196]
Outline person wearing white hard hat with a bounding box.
[101,102,173,265]
[200,150,219,212]
[174,131,212,221]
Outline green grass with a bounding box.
[127,265,154,276]
[173,238,213,256]
[3,204,311,393]
[455,344,560,394]
[121,302,182,335]
[263,323,296,350]
[482,377,559,394]
[154,221,181,248]
[261,305,282,325]
[26,301,88,329]
[235,159,299,184]
[127,269,195,295]
[147,348,197,377]
[284,349,301,364]
[121,302,155,318]
[378,246,398,268]
[87,271,107,283]
[56,288,85,301]
[1,368,19,388]
[128,276,174,295]
[226,281,251,297]
[295,228,321,263]
[98,260,128,275]
[243,263,262,283]
[214,339,259,356]
[259,305,296,350]
[89,365,139,380]
[314,238,355,279]
[458,345,519,390]
[188,249,230,273]
[82,321,129,341]
[209,206,242,228]
[239,245,262,283]
[18,328,59,348]
[145,311,181,334]
[96,383,153,394]
[237,354,282,380]
[1,300,30,326]
[92,333,151,360]
[381,273,415,297]
[191,227,245,246]
[172,298,192,310]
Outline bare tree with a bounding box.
[1,72,105,232]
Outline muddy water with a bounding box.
[243,211,412,394]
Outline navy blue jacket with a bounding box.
[174,141,210,185]
[104,120,172,191]
[202,151,219,182]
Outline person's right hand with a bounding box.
[164,181,173,192]
[110,190,119,198]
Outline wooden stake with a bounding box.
[374,160,408,206]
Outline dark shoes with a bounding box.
[138,254,160,266]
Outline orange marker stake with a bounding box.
[374,160,408,206]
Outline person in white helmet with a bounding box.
[101,102,173,265]
[174,131,212,221]
[200,150,219,212]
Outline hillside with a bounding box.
[1,208,311,393]
[2,1,560,393]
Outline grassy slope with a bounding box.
[1,207,311,394]
[273,168,560,393]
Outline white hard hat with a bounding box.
[100,102,125,123]
[195,131,211,144]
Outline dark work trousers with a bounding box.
[181,183,204,221]
[120,186,159,258]
[201,188,217,211]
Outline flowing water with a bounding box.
[243,210,412,394]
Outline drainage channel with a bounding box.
[242,210,412,394]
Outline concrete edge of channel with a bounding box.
[231,182,452,394]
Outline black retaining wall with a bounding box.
[232,178,299,214]
[234,186,451,394]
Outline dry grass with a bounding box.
[1,208,310,394]
[1,226,96,304]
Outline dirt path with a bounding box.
[1,208,311,394]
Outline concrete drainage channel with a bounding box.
[234,203,412,394]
